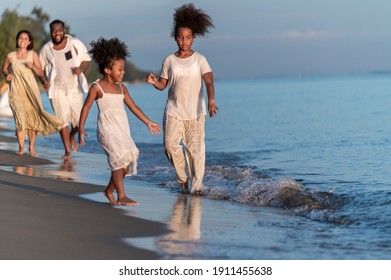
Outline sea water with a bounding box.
[1,74,391,259]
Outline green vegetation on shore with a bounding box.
[0,6,151,85]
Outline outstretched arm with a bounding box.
[146,73,168,91]
[123,86,161,135]
[203,71,218,117]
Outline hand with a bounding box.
[208,102,219,118]
[25,62,34,69]
[42,80,50,90]
[5,74,14,82]
[78,130,89,146]
[147,122,161,135]
[146,73,157,85]
[73,67,82,75]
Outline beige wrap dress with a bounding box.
[8,51,63,135]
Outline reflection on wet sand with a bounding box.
[156,195,202,258]
[56,158,78,181]
[13,158,78,181]
[168,195,202,240]
[14,166,34,177]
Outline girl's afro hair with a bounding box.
[89,37,130,74]
[171,3,214,38]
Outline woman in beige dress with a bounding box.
[2,30,63,156]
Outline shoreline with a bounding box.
[0,145,169,260]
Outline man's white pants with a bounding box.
[164,114,205,193]
[50,91,83,128]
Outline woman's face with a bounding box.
[176,27,194,52]
[17,33,31,49]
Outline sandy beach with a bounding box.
[0,132,169,260]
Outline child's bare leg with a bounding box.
[112,167,139,206]
[104,177,117,205]
[70,126,78,152]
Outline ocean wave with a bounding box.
[160,164,349,224]
[33,136,351,224]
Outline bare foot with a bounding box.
[104,190,117,205]
[117,197,139,206]
[191,190,205,197]
[70,137,78,152]
[16,150,24,156]
[62,152,72,160]
[178,180,189,194]
[29,149,38,157]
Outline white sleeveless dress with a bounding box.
[94,81,139,174]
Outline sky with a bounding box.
[2,0,391,79]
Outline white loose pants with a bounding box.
[50,91,83,129]
[164,114,206,193]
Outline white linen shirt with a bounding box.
[160,52,212,120]
[39,35,91,98]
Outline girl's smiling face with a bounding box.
[106,58,125,83]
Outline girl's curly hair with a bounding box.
[89,37,130,74]
[171,3,214,38]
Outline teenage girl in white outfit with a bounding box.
[146,3,218,195]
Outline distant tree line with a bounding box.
[0,6,150,85]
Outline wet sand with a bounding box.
[0,138,169,259]
[0,130,295,260]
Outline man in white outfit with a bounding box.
[39,19,91,160]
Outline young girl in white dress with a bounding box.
[79,37,160,206]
